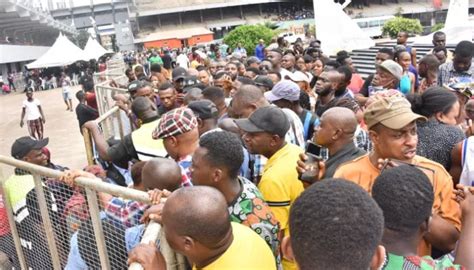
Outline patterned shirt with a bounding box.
[228,177,281,268]
[438,61,474,87]
[105,197,148,228]
[178,155,193,187]
[382,252,465,270]
[354,125,372,152]
[417,119,465,170]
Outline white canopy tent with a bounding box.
[83,36,110,60]
[27,34,87,69]
[413,0,473,45]
[313,0,374,55]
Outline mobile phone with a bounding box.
[299,142,323,183]
[306,141,322,159]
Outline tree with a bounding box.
[382,17,423,38]
[223,25,274,56]
[74,30,90,49]
[263,21,279,30]
[431,23,444,32]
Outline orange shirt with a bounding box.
[333,154,461,256]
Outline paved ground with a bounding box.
[0,87,87,175]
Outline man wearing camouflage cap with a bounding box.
[152,107,199,187]
[332,93,461,256]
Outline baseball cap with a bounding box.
[264,80,300,102]
[364,95,426,130]
[182,76,200,88]
[152,108,198,139]
[172,67,187,82]
[285,71,310,83]
[376,60,403,80]
[127,80,143,93]
[11,136,49,159]
[234,106,290,138]
[188,100,218,120]
[254,75,274,90]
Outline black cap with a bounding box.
[11,136,49,159]
[188,100,218,120]
[234,106,290,138]
[172,67,187,82]
[254,75,274,90]
[127,80,143,93]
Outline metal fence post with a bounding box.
[85,188,110,269]
[82,128,95,166]
[32,174,61,270]
[0,169,27,270]
[116,109,125,139]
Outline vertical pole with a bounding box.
[85,188,110,269]
[32,174,61,270]
[82,128,95,165]
[116,109,125,140]
[0,172,27,270]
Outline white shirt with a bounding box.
[282,108,305,149]
[62,76,71,93]
[176,54,189,69]
[22,99,41,120]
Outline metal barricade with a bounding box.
[94,57,127,84]
[0,156,186,270]
[81,106,130,166]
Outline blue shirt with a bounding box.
[255,44,265,61]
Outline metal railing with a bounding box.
[0,155,186,270]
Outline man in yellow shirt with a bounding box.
[128,186,276,270]
[235,106,303,270]
[332,93,461,256]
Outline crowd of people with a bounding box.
[1,29,474,270]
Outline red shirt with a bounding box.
[85,92,98,110]
[348,73,364,94]
[0,194,10,236]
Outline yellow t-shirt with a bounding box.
[258,143,304,270]
[333,154,461,256]
[194,222,276,270]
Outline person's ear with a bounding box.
[248,103,258,113]
[213,168,223,183]
[281,236,295,262]
[434,111,447,124]
[183,236,195,252]
[368,129,379,146]
[369,245,386,270]
[270,134,280,147]
[170,136,178,147]
[197,118,204,128]
[420,216,431,235]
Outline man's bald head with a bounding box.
[322,107,358,134]
[142,158,181,192]
[231,85,269,118]
[131,96,156,120]
[162,186,231,247]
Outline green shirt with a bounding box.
[382,252,465,270]
[149,56,163,65]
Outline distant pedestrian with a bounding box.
[60,72,73,111]
[20,89,45,140]
[255,39,265,61]
[7,72,16,91]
